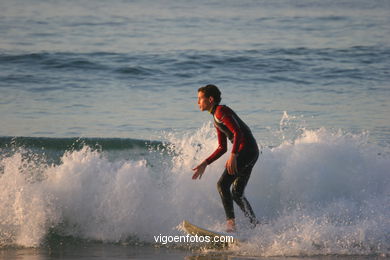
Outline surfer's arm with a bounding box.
[192,129,227,180]
[205,127,227,165]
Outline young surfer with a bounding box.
[192,84,259,232]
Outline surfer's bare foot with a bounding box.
[226,219,236,233]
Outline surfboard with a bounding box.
[181,220,239,247]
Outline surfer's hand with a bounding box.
[192,161,207,180]
[226,153,238,175]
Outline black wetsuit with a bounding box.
[206,105,259,224]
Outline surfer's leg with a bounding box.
[232,175,258,225]
[231,149,259,226]
[217,169,235,220]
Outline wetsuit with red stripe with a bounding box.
[207,105,259,225]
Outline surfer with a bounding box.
[192,84,259,232]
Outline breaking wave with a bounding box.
[0,123,389,256]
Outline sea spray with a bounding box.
[0,124,389,256]
[238,128,389,256]
[45,146,175,243]
[163,123,389,256]
[0,149,60,247]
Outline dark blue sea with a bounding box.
[0,0,389,259]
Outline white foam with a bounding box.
[0,151,60,247]
[0,123,389,256]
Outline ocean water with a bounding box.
[0,0,389,259]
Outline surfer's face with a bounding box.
[197,91,214,112]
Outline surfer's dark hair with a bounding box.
[198,84,221,105]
